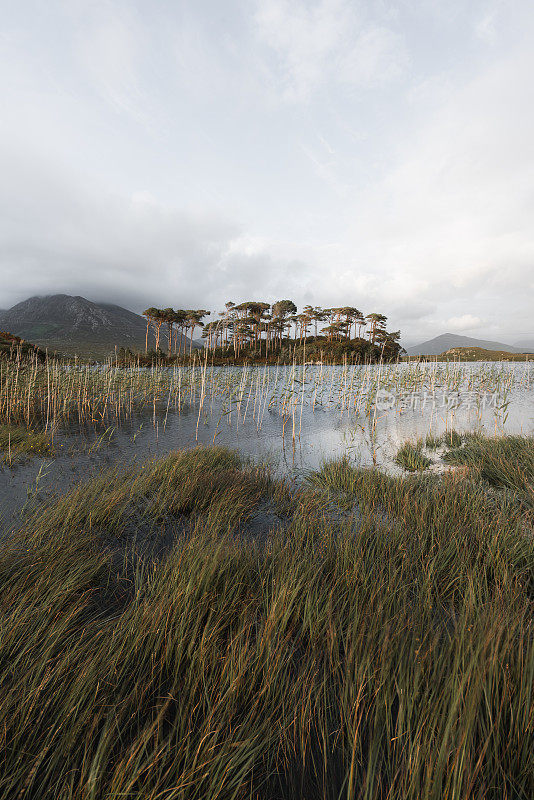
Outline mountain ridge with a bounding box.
[405,333,524,356]
[512,337,534,351]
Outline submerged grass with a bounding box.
[0,441,533,798]
[1,348,531,434]
[0,423,52,463]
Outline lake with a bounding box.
[1,361,532,527]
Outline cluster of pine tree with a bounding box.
[142,302,403,362]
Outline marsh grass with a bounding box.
[0,423,52,463]
[25,446,274,543]
[425,430,464,450]
[0,441,532,798]
[394,440,432,472]
[443,433,534,507]
[441,429,464,448]
[424,433,442,449]
[395,432,534,511]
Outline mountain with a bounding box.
[513,337,534,352]
[0,295,199,357]
[405,333,521,356]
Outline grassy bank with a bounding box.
[0,439,532,799]
[117,336,398,367]
[0,330,47,362]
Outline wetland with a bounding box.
[0,353,532,798]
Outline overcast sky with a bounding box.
[1,0,533,343]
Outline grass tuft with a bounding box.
[424,433,442,449]
[440,429,464,448]
[443,433,534,507]
[394,440,432,472]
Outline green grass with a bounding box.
[441,347,534,361]
[395,432,534,507]
[443,433,534,507]
[407,347,534,362]
[24,445,275,542]
[0,441,532,798]
[440,429,464,448]
[425,431,464,450]
[0,423,52,462]
[394,440,432,472]
[424,433,442,449]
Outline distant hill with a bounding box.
[513,337,534,352]
[405,333,521,356]
[441,347,533,362]
[0,295,199,358]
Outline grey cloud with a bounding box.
[0,148,242,312]
[0,0,533,342]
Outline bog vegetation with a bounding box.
[0,438,532,798]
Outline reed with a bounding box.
[1,347,530,438]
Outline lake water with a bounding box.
[1,362,533,529]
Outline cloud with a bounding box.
[0,145,241,312]
[253,0,408,101]
[446,315,484,331]
[338,25,408,87]
[76,9,143,116]
[0,145,319,315]
[475,1,505,44]
[59,0,155,125]
[337,24,534,338]
[0,0,532,342]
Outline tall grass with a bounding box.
[0,442,532,798]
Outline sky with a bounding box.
[0,0,533,345]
